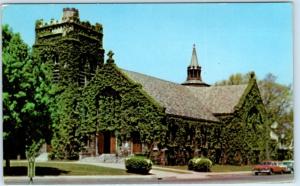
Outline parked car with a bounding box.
[252,161,287,175]
[278,161,290,173]
[282,160,294,173]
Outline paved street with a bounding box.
[4,174,294,184]
[3,161,295,184]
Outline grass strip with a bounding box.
[4,161,130,176]
[163,165,252,172]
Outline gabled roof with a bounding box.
[121,69,249,121]
[186,85,248,114]
[121,69,219,122]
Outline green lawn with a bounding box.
[4,160,252,176]
[164,165,252,172]
[4,161,130,176]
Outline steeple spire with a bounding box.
[189,44,199,68]
[182,44,210,87]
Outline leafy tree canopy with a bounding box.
[2,24,53,165]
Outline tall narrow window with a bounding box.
[53,54,59,65]
[79,54,88,86]
[41,54,47,63]
[52,54,60,82]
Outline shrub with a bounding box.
[188,158,197,170]
[188,157,212,172]
[125,157,153,174]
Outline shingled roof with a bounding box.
[186,85,248,114]
[122,69,249,121]
[122,69,219,122]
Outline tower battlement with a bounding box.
[35,7,103,34]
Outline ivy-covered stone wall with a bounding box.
[163,117,221,165]
[219,78,269,165]
[45,57,268,163]
[81,61,168,152]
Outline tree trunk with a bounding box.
[265,119,271,160]
[265,139,270,160]
[5,158,10,168]
[4,140,11,170]
[5,156,11,175]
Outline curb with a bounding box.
[4,171,252,181]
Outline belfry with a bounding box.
[182,44,210,87]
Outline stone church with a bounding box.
[34,8,268,165]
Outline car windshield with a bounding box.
[261,162,272,165]
[283,162,292,166]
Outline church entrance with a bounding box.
[97,132,116,155]
[103,132,111,153]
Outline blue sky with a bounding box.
[2,3,293,85]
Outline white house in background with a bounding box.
[270,121,293,152]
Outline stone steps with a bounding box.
[36,152,49,162]
[80,154,125,163]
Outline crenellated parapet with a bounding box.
[35,7,103,43]
[35,19,103,33]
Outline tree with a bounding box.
[2,25,53,168]
[259,73,292,121]
[259,73,293,160]
[215,73,250,85]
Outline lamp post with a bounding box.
[27,156,35,184]
[162,148,168,166]
[95,133,98,156]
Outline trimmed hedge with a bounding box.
[125,157,153,174]
[188,157,212,172]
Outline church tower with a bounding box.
[33,8,105,86]
[182,44,210,87]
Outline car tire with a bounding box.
[255,172,258,176]
[268,169,273,175]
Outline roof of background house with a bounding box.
[122,69,249,122]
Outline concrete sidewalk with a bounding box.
[75,161,252,180]
[76,161,184,178]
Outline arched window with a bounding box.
[247,107,262,131]
[101,87,120,99]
